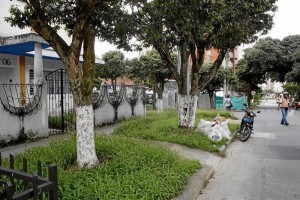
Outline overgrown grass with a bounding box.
[48,112,75,130]
[114,109,240,152]
[2,136,200,200]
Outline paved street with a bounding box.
[197,100,300,200]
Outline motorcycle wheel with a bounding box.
[239,126,251,142]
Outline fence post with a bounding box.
[48,164,58,200]
[37,161,42,200]
[6,181,14,200]
[32,172,39,200]
[37,161,42,176]
[60,69,65,133]
[22,158,28,188]
[9,154,15,189]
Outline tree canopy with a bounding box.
[236,35,300,94]
[104,0,277,93]
[127,50,174,90]
[105,0,277,127]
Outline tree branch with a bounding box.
[199,48,227,91]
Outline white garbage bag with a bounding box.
[197,119,215,136]
[197,118,231,141]
[208,126,223,142]
[219,119,231,139]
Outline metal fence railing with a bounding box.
[0,153,58,200]
[0,83,43,116]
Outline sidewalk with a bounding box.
[0,125,228,200]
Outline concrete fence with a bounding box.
[0,83,48,144]
[93,83,145,126]
[0,81,146,144]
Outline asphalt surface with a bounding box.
[197,100,300,200]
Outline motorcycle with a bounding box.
[239,103,260,142]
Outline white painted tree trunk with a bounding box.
[156,98,163,112]
[177,94,198,128]
[76,105,98,168]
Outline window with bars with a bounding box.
[45,70,71,95]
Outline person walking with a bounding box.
[224,95,232,110]
[278,92,290,126]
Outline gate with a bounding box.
[46,69,75,135]
[214,96,224,110]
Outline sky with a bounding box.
[265,0,300,40]
[94,0,300,60]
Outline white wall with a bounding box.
[0,53,20,83]
[94,97,145,126]
[0,83,48,143]
[197,94,211,109]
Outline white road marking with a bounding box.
[252,132,276,139]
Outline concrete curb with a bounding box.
[172,165,214,200]
[218,131,237,155]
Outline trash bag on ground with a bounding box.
[218,119,231,139]
[197,119,215,136]
[197,118,231,141]
[208,127,223,142]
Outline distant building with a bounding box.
[204,47,242,75]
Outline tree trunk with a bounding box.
[177,94,198,128]
[68,25,98,168]
[156,81,164,112]
[76,105,98,168]
[156,99,163,112]
[152,86,157,110]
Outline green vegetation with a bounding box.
[115,109,239,152]
[3,136,199,200]
[48,112,75,130]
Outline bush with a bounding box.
[3,136,200,200]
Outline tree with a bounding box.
[199,64,231,109]
[6,0,120,168]
[282,35,300,84]
[240,37,289,82]
[234,57,262,102]
[236,35,300,98]
[127,50,174,111]
[96,50,126,93]
[283,83,300,96]
[104,0,277,128]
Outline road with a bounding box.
[197,100,300,200]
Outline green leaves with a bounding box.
[237,35,300,92]
[95,50,126,82]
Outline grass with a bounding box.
[2,135,200,200]
[114,109,240,152]
[48,112,75,130]
[1,108,240,199]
